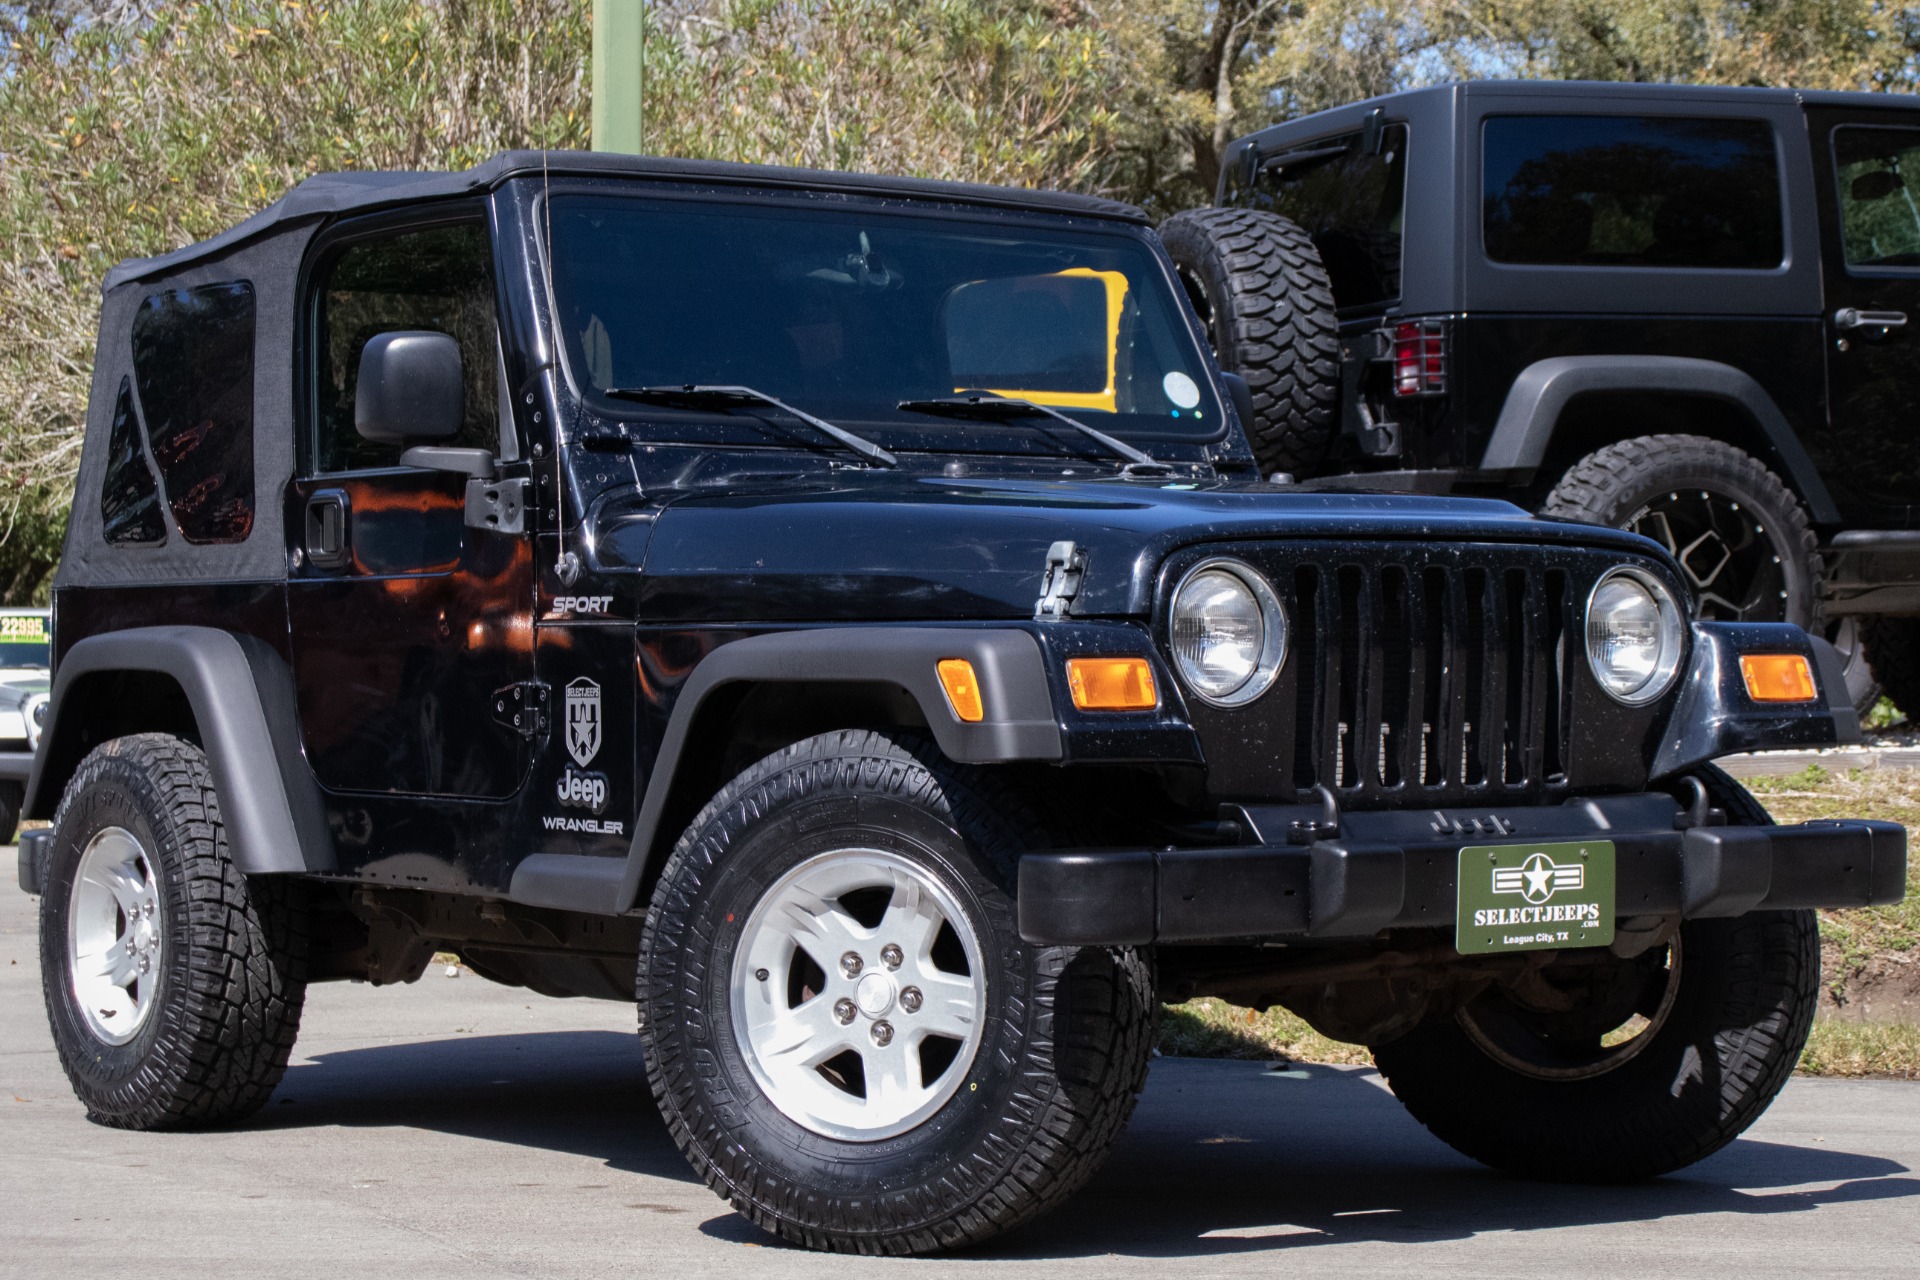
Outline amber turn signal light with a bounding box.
[1067,657,1158,711]
[1740,653,1818,703]
[937,659,985,722]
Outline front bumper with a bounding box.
[1017,794,1907,946]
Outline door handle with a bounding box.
[304,489,351,570]
[1834,307,1908,331]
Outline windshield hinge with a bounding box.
[492,681,550,739]
[1034,540,1087,620]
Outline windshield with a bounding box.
[546,194,1221,444]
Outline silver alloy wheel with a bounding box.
[729,848,986,1142]
[67,826,164,1047]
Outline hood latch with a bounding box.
[1034,540,1086,620]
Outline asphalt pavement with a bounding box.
[3,873,1917,1279]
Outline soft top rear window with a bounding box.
[1482,115,1784,269]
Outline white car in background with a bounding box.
[0,608,50,843]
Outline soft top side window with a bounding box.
[1482,115,1784,270]
[310,220,502,473]
[1226,125,1408,312]
[130,281,256,544]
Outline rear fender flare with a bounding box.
[28,626,334,875]
[1483,356,1839,525]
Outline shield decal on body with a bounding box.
[565,677,602,767]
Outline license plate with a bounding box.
[1456,840,1616,956]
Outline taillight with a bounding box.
[1393,319,1446,396]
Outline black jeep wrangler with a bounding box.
[18,151,1906,1255]
[1164,80,1920,713]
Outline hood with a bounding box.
[618,474,1665,623]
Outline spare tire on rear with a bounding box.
[1159,207,1340,476]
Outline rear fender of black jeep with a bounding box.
[28,626,334,876]
[1483,355,1840,524]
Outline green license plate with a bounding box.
[1456,840,1616,956]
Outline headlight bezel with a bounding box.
[1168,557,1289,708]
[1584,565,1687,707]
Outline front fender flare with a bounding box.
[29,626,334,875]
[511,627,1062,915]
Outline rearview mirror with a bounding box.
[355,330,464,444]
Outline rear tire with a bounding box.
[0,779,21,846]
[637,729,1154,1254]
[1543,434,1875,711]
[1861,616,1920,722]
[39,734,307,1129]
[1159,207,1339,476]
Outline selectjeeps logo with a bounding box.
[1456,840,1616,956]
[1492,851,1585,904]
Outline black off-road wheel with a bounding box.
[39,734,308,1129]
[637,729,1155,1254]
[1159,207,1339,476]
[1374,768,1816,1182]
[1860,617,1920,721]
[1543,434,1876,711]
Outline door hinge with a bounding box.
[466,476,529,535]
[492,681,550,738]
[1034,540,1086,620]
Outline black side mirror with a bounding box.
[1852,169,1904,202]
[355,331,465,444]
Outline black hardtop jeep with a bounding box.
[1163,79,1920,713]
[19,148,1906,1254]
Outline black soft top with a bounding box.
[104,151,1149,293]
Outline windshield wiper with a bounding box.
[606,384,898,468]
[896,393,1162,469]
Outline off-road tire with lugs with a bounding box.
[1374,769,1817,1182]
[637,729,1155,1254]
[1160,207,1340,476]
[39,734,308,1129]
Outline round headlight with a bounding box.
[1169,560,1287,706]
[1586,568,1685,705]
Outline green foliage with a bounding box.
[4,1,1919,601]
[0,0,592,602]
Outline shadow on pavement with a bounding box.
[256,1033,1919,1260]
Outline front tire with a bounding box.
[637,730,1154,1254]
[1374,789,1817,1186]
[39,734,308,1129]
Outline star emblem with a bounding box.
[1520,853,1555,903]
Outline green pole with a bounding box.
[592,0,644,153]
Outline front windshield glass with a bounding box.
[546,194,1221,443]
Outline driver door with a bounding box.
[286,214,536,799]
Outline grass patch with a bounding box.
[1157,999,1370,1066]
[1800,1017,1920,1079]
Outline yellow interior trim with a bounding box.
[963,268,1128,414]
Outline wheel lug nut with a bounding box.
[754,968,769,982]
[871,1020,893,1046]
[833,998,856,1025]
[899,986,922,1013]
[839,951,862,978]
[879,944,903,969]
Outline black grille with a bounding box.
[1177,546,1601,808]
[1288,556,1571,803]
